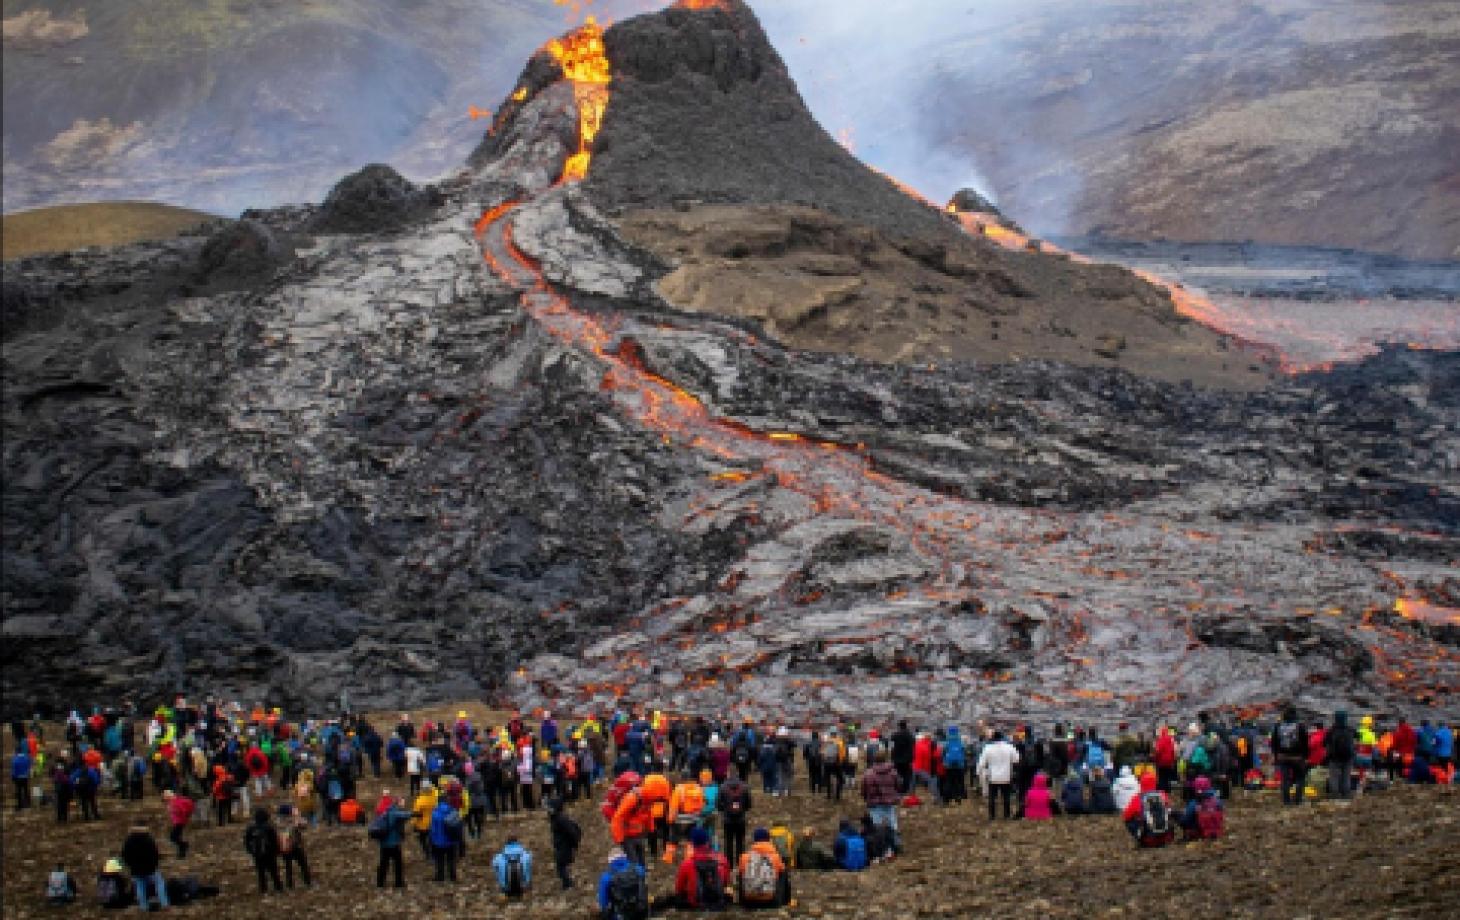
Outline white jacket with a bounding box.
[976,740,1020,784]
[1112,768,1141,811]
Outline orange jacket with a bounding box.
[641,773,671,819]
[611,789,650,843]
[668,781,706,822]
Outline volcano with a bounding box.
[2,0,1457,726]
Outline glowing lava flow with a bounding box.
[545,18,612,183]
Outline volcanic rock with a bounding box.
[2,0,1457,727]
[196,218,285,280]
[311,163,439,234]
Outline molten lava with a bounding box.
[545,18,612,184]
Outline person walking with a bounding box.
[277,803,313,888]
[858,751,902,856]
[373,798,410,889]
[547,798,582,890]
[11,746,31,810]
[162,790,194,858]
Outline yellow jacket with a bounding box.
[412,787,438,832]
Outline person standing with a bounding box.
[11,746,31,810]
[244,807,284,894]
[373,798,410,889]
[428,797,460,882]
[277,803,312,888]
[547,798,582,890]
[1326,711,1357,799]
[977,730,1020,821]
[1271,707,1310,806]
[717,773,753,868]
[121,824,170,911]
[858,751,902,856]
[890,721,916,793]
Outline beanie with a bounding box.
[753,827,770,842]
[689,826,710,847]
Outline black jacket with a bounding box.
[550,810,581,856]
[890,730,915,765]
[121,832,161,876]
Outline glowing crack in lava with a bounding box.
[545,18,611,184]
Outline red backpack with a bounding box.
[1196,797,1225,839]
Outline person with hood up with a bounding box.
[1121,771,1175,848]
[597,847,647,920]
[1023,773,1053,820]
[1057,770,1086,816]
[492,836,534,898]
[373,797,410,889]
[1112,765,1141,812]
[1152,726,1179,792]
[1088,767,1118,814]
[674,826,731,910]
[977,730,1020,820]
[1326,710,1357,799]
[547,798,582,890]
[910,731,941,804]
[1177,775,1225,840]
[832,819,868,871]
[428,796,461,882]
[707,734,731,783]
[737,827,790,908]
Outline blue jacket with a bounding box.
[942,728,966,769]
[1436,726,1454,759]
[377,806,410,848]
[386,737,406,763]
[492,843,533,891]
[428,802,457,848]
[11,752,30,780]
[596,855,645,910]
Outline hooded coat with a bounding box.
[1023,773,1053,820]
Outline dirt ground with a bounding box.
[3,704,1456,919]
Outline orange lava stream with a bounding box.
[545,19,612,183]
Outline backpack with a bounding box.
[840,834,868,871]
[96,874,123,906]
[607,866,648,920]
[1086,745,1106,770]
[367,813,390,841]
[678,784,705,816]
[942,740,966,769]
[1276,722,1300,756]
[741,851,778,901]
[326,778,343,802]
[46,870,73,903]
[1188,744,1210,771]
[723,786,746,819]
[559,815,582,849]
[503,853,525,896]
[821,740,841,763]
[733,743,752,766]
[693,857,728,910]
[769,828,793,865]
[1196,797,1225,839]
[442,809,463,840]
[1139,792,1172,838]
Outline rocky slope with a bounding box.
[2,1,1458,725]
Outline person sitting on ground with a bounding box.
[796,826,838,872]
[1059,770,1087,816]
[1122,771,1175,848]
[1088,767,1117,814]
[1178,776,1225,841]
[46,863,78,905]
[492,836,533,898]
[1023,772,1053,820]
[737,827,791,909]
[1112,765,1141,812]
[597,847,648,920]
[97,857,133,909]
[674,826,731,911]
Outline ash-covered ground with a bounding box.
[3,0,1457,725]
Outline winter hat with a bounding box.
[753,827,770,842]
[689,826,710,847]
[608,847,626,862]
[104,858,125,875]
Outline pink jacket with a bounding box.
[1024,773,1053,821]
[167,795,195,827]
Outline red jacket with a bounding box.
[1122,772,1166,822]
[912,737,935,774]
[1393,723,1417,757]
[1307,728,1327,768]
[245,747,269,778]
[1153,732,1177,768]
[167,795,195,827]
[675,846,730,907]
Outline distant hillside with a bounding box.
[1,201,213,259]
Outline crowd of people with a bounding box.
[7,698,1456,914]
